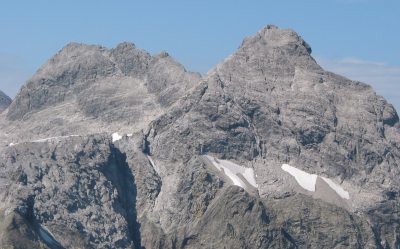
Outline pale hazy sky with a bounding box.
[1,0,399,111]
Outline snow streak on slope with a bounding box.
[205,155,258,189]
[8,133,131,147]
[38,224,64,248]
[8,135,80,147]
[33,135,80,143]
[147,155,161,175]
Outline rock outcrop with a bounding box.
[0,25,399,248]
[0,90,11,113]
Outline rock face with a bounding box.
[0,135,150,248]
[0,90,11,113]
[1,25,400,248]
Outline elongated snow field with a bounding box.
[281,164,350,199]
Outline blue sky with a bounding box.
[1,0,399,110]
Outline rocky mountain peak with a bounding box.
[114,41,136,51]
[155,51,170,59]
[110,42,151,77]
[0,90,11,112]
[28,42,114,85]
[61,41,106,52]
[241,24,312,54]
[210,25,320,88]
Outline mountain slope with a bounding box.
[148,24,400,205]
[0,25,399,248]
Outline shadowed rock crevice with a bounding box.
[100,145,143,249]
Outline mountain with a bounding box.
[0,25,399,248]
[0,42,200,144]
[0,90,11,113]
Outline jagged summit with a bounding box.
[61,41,106,50]
[0,90,11,113]
[114,41,136,50]
[241,24,312,54]
[155,51,170,59]
[211,25,321,89]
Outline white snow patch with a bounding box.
[112,132,122,142]
[127,133,133,137]
[321,177,350,199]
[205,155,258,189]
[281,164,317,192]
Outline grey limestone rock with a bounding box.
[0,25,400,248]
[0,135,143,248]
